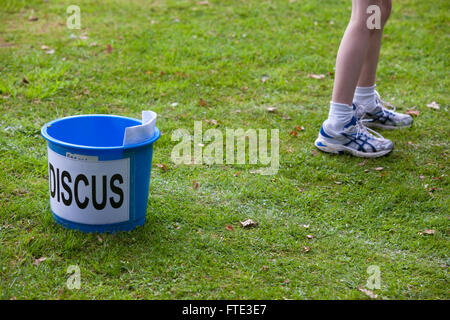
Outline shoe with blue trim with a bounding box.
[356,91,413,130]
[315,112,394,158]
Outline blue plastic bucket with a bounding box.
[41,114,160,233]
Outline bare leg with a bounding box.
[332,0,381,106]
[315,0,395,157]
[358,0,392,87]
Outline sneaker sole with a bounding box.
[364,121,413,130]
[314,137,393,158]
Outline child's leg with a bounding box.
[315,0,394,158]
[331,0,381,106]
[353,0,413,129]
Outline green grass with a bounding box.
[0,0,448,300]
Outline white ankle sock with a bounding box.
[326,101,354,132]
[353,85,377,112]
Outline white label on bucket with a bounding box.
[47,147,130,225]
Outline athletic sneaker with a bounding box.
[355,90,413,130]
[315,107,394,158]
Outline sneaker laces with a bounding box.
[375,90,396,112]
[353,105,385,140]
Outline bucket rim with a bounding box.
[41,114,160,150]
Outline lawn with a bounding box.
[0,0,448,299]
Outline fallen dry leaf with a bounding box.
[307,74,325,80]
[289,125,304,137]
[28,16,38,22]
[0,41,13,48]
[33,257,47,266]
[240,219,258,228]
[225,224,234,231]
[156,163,168,171]
[303,246,310,253]
[418,229,435,235]
[358,287,378,299]
[106,44,113,53]
[306,234,314,239]
[205,119,218,125]
[198,98,208,107]
[426,101,440,110]
[22,77,29,85]
[192,180,199,190]
[175,72,188,78]
[234,171,241,177]
[261,265,269,271]
[406,109,420,117]
[197,1,210,5]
